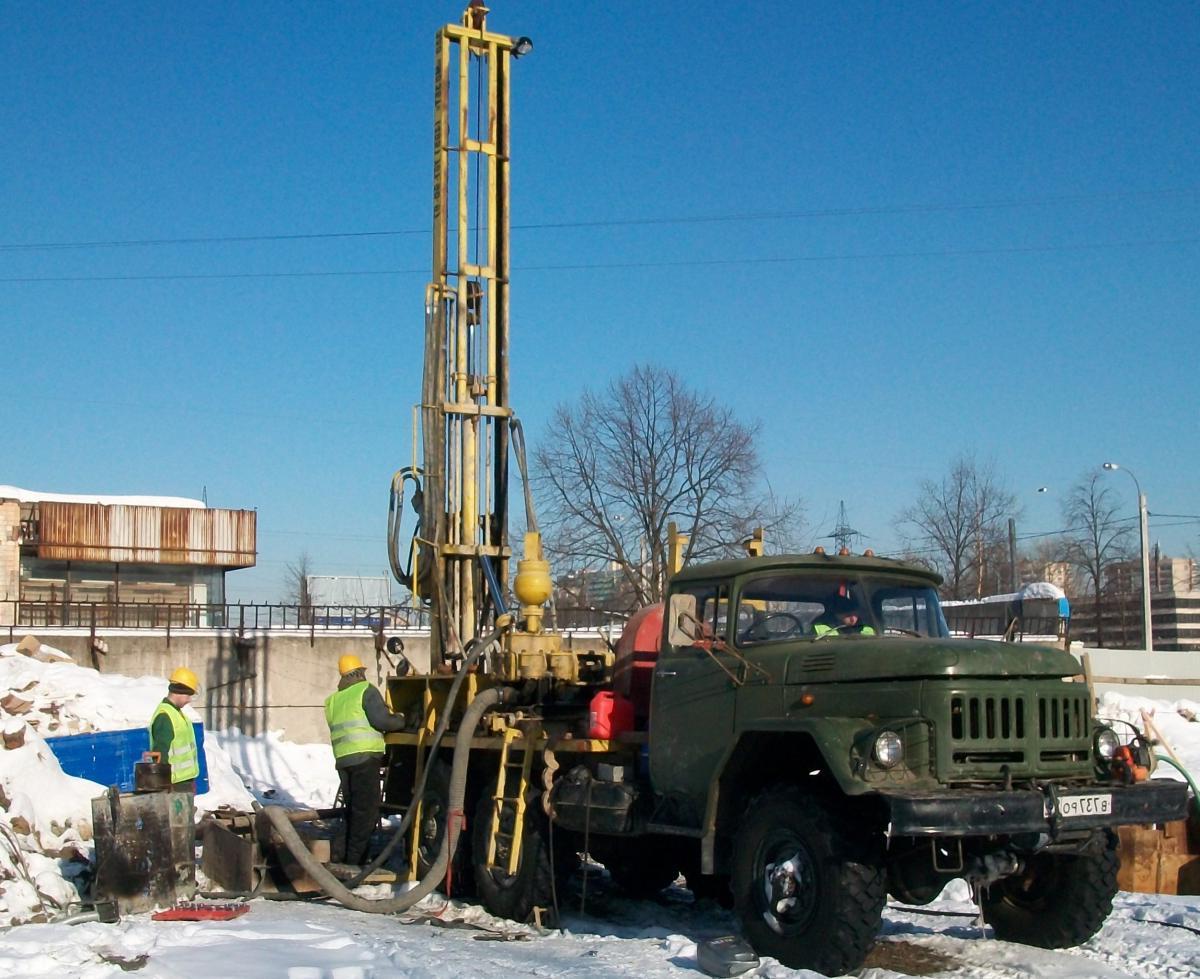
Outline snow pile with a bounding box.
[213,728,338,809]
[0,638,254,926]
[0,727,98,925]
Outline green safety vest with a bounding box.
[325,681,385,760]
[149,702,200,783]
[813,622,877,636]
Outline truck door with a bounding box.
[649,580,736,828]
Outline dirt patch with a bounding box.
[863,938,958,976]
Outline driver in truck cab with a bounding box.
[812,594,876,636]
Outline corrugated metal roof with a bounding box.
[36,502,256,567]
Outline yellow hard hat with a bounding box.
[169,666,199,693]
[338,654,364,675]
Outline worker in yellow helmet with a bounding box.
[325,654,407,867]
[149,666,202,792]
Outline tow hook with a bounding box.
[965,852,1022,889]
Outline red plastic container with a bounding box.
[588,690,635,740]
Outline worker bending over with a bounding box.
[149,666,201,792]
[325,655,406,867]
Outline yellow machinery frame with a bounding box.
[419,3,518,667]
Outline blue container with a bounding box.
[46,723,209,795]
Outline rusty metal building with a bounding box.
[0,486,256,627]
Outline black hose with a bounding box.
[259,684,513,914]
[342,622,509,889]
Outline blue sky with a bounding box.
[2,1,1197,601]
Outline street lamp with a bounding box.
[1101,462,1153,651]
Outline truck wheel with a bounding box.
[981,830,1119,948]
[731,787,885,975]
[472,781,555,923]
[415,761,474,897]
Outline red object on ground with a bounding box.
[588,690,635,740]
[151,902,250,921]
[612,602,663,726]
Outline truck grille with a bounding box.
[941,685,1092,777]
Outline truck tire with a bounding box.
[981,830,1119,948]
[472,781,555,923]
[731,787,885,975]
[415,760,474,897]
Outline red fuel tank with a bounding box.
[588,690,635,740]
[612,602,663,726]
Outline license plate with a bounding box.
[1057,793,1112,818]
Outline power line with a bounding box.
[2,236,1195,284]
[898,512,1196,560]
[2,186,1195,251]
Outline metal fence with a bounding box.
[6,600,1066,645]
[943,614,1065,641]
[3,599,432,634]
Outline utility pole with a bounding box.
[1008,517,1017,592]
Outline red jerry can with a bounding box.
[588,690,635,740]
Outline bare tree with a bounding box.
[1061,473,1135,648]
[895,454,1019,600]
[284,551,314,624]
[1022,536,1076,592]
[534,364,802,606]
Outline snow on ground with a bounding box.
[0,882,1196,978]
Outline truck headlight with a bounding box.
[872,730,904,769]
[1094,726,1119,761]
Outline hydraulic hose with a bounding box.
[341,621,509,888]
[259,683,512,914]
[1155,754,1200,818]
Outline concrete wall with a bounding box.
[1071,646,1200,704]
[18,628,433,745]
[0,501,19,623]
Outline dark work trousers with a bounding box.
[339,759,383,865]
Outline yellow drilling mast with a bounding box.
[392,3,560,675]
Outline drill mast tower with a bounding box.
[398,3,533,668]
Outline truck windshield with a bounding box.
[734,574,949,645]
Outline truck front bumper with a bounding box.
[885,778,1189,837]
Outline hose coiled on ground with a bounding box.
[260,682,513,914]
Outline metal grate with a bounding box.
[950,694,1026,742]
[1037,693,1089,742]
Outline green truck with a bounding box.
[384,550,1187,975]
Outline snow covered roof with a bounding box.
[0,485,205,509]
[942,581,1066,607]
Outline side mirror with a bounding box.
[667,593,699,647]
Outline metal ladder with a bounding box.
[485,727,533,875]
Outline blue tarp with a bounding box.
[45,723,210,794]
